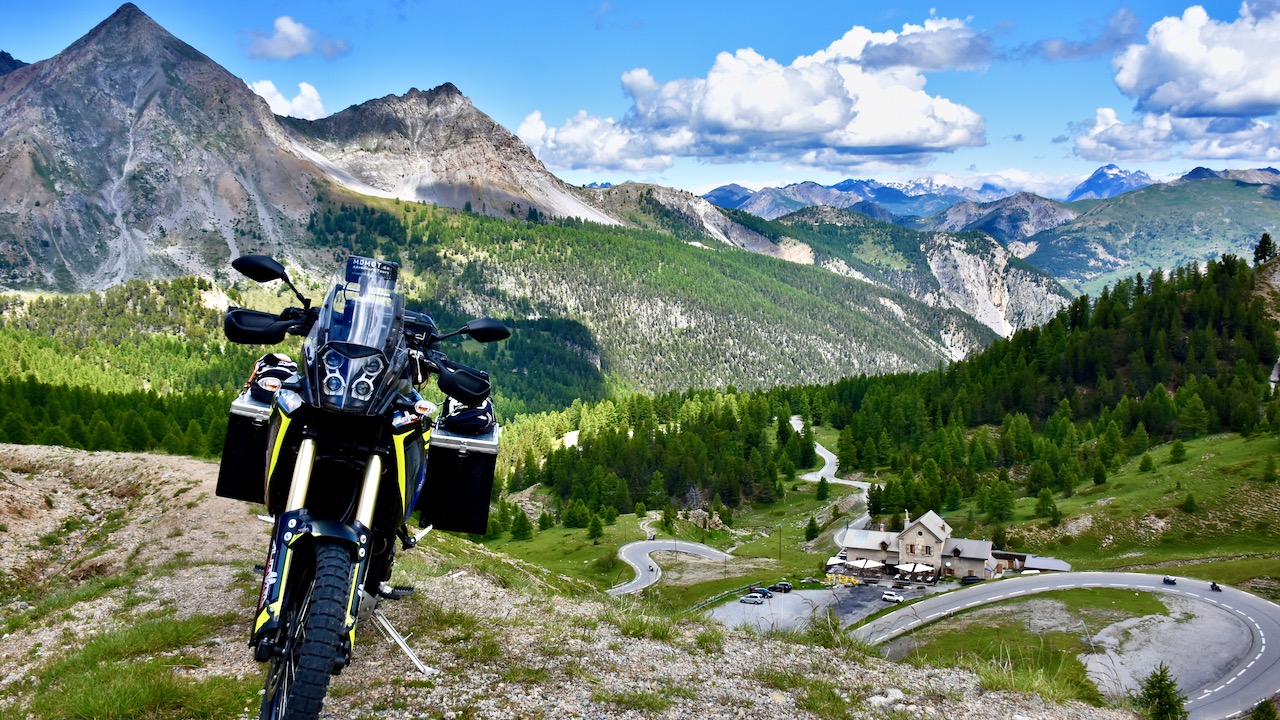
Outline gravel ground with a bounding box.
[0,445,1139,719]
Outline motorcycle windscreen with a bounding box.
[304,257,406,414]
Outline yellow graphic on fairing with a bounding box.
[265,410,294,501]
[392,430,412,518]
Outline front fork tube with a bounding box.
[343,455,382,650]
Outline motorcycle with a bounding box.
[1210,582,1222,592]
[215,254,509,720]
[1162,576,1177,585]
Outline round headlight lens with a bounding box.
[365,357,383,375]
[324,375,344,394]
[324,353,344,370]
[352,379,374,401]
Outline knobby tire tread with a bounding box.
[264,540,353,720]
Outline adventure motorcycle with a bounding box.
[216,254,509,720]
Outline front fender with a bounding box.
[287,517,361,549]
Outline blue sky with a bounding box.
[6,1,1280,198]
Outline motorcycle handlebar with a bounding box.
[224,307,311,345]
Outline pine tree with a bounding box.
[1168,440,1186,464]
[510,509,534,540]
[587,514,604,541]
[1129,422,1150,457]
[1035,488,1057,518]
[866,483,883,515]
[1138,662,1188,720]
[537,511,554,531]
[816,477,830,501]
[805,515,820,541]
[1139,453,1155,472]
[988,480,1015,522]
[1256,232,1277,265]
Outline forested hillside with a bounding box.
[306,198,996,392]
[503,255,1278,541]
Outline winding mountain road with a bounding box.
[789,416,873,530]
[606,539,732,596]
[852,571,1280,720]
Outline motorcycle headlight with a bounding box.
[317,348,388,412]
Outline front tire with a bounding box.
[260,541,353,720]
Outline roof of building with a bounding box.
[942,538,993,561]
[839,528,899,553]
[909,510,950,541]
[1023,555,1073,571]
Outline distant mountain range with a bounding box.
[706,165,1280,293]
[705,177,1010,221]
[702,165,1150,218]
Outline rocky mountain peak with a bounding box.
[0,1,317,290]
[0,51,27,77]
[1066,164,1152,202]
[284,83,617,225]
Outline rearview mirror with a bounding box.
[463,318,511,343]
[232,255,288,284]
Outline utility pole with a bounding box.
[777,523,782,562]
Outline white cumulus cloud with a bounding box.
[247,16,349,60]
[251,80,328,120]
[1073,107,1280,163]
[518,15,988,174]
[1114,4,1280,117]
[1073,3,1280,164]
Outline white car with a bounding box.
[881,591,906,603]
[739,592,765,605]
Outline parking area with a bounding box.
[707,580,938,633]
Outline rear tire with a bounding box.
[260,541,353,720]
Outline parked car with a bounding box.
[768,581,793,593]
[739,593,765,605]
[960,575,984,586]
[881,591,906,603]
[749,587,774,598]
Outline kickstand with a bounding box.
[372,608,437,675]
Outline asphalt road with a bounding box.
[851,571,1280,720]
[607,539,732,596]
[789,416,872,530]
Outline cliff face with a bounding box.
[768,206,1070,338]
[920,233,1068,337]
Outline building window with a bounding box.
[924,546,932,556]
[907,544,914,554]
